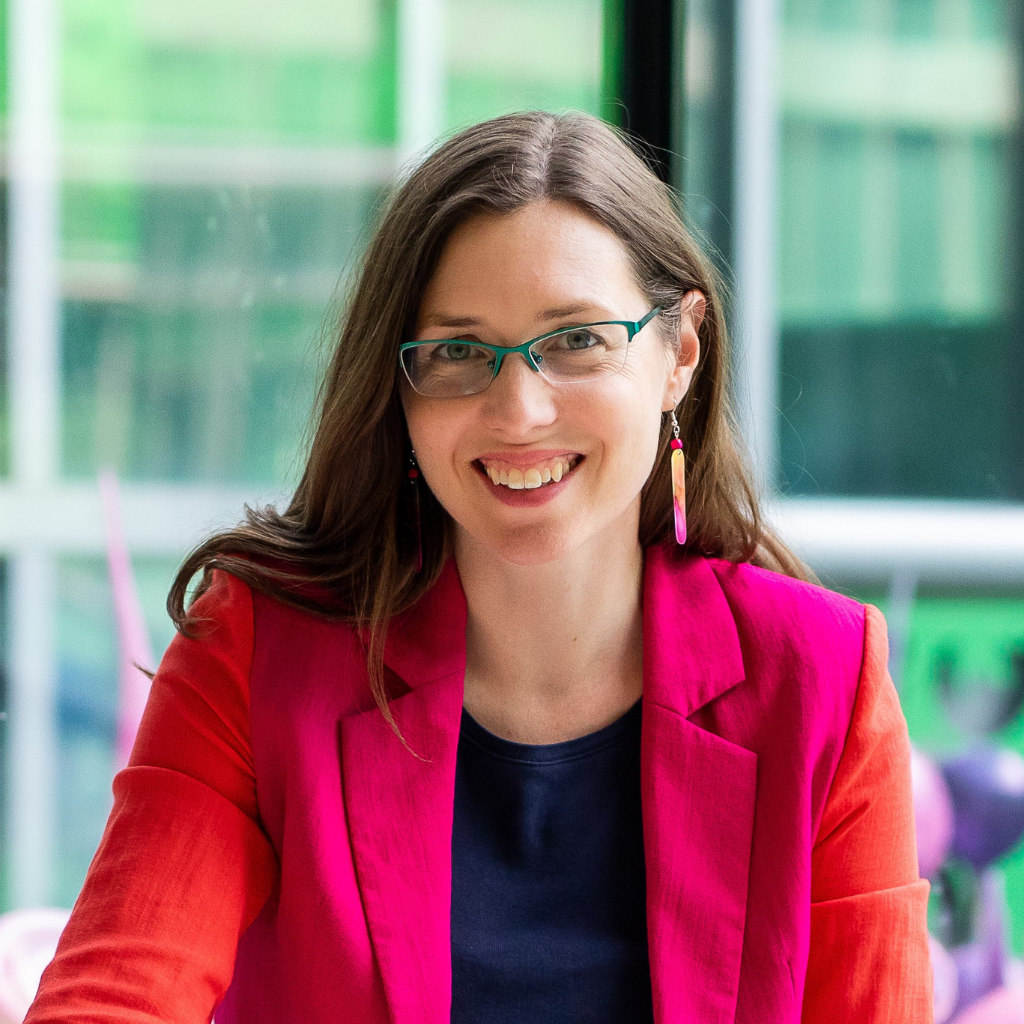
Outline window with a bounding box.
[1,0,606,909]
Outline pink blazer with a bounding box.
[28,547,931,1023]
[215,548,928,1023]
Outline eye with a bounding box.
[438,342,474,361]
[559,328,600,350]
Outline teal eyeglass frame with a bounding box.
[398,306,663,394]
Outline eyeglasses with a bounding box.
[398,307,663,398]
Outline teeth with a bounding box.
[481,455,578,489]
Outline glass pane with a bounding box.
[60,182,378,483]
[776,0,1023,499]
[446,0,602,129]
[60,0,396,485]
[681,0,734,276]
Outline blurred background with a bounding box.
[0,0,1020,965]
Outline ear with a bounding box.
[661,290,705,412]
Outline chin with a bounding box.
[464,519,578,567]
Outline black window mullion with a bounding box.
[608,0,679,186]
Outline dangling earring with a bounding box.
[670,410,686,546]
[408,449,423,572]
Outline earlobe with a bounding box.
[661,365,694,413]
[662,357,698,413]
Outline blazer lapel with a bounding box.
[642,547,758,1024]
[340,561,467,1024]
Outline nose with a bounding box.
[480,350,557,436]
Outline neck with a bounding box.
[455,519,644,744]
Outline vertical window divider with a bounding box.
[6,0,62,910]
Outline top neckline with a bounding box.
[459,698,642,766]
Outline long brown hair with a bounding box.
[169,110,811,718]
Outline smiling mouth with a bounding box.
[475,454,583,490]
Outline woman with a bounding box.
[27,112,932,1023]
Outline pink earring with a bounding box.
[670,410,686,545]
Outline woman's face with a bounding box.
[400,199,702,566]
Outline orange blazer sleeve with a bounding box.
[26,570,277,1024]
[802,603,933,1023]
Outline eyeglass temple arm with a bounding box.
[633,306,663,336]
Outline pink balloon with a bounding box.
[0,908,70,1023]
[911,745,955,878]
[949,986,1024,1024]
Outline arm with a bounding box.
[801,604,933,1023]
[26,571,277,1024]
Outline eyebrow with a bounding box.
[419,302,609,332]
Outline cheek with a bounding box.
[403,394,444,469]
[402,396,476,498]
[609,409,663,494]
[590,366,666,476]
[564,397,661,524]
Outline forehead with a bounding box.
[417,200,642,332]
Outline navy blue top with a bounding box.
[450,699,654,1024]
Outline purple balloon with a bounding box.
[951,868,1012,1017]
[930,935,959,1024]
[912,746,955,878]
[954,942,1003,1016]
[941,747,1024,870]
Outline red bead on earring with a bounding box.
[670,411,686,545]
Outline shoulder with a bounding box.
[688,560,884,825]
[199,563,360,674]
[705,557,867,670]
[189,567,255,629]
[166,568,255,676]
[151,568,257,744]
[706,557,863,627]
[136,568,258,812]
